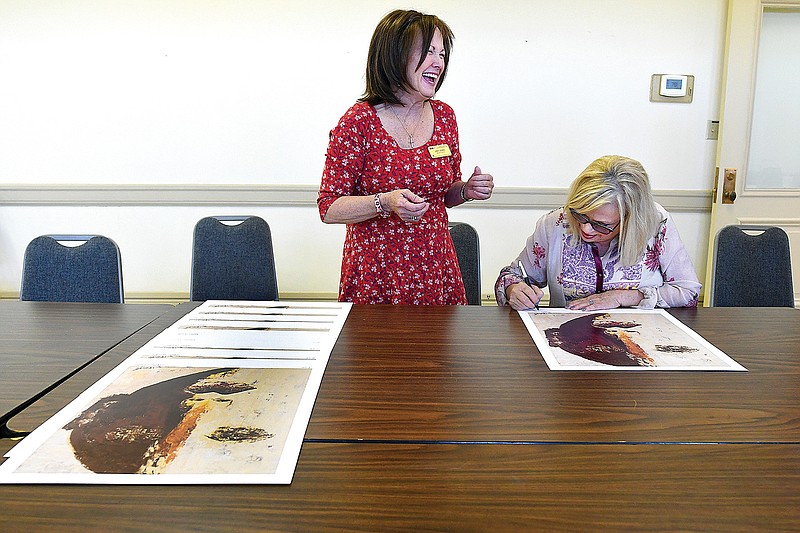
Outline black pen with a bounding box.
[517,260,539,310]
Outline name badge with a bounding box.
[427,144,452,158]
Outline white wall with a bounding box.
[0,202,710,302]
[0,0,725,301]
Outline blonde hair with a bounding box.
[565,155,660,266]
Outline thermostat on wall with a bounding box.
[650,74,694,103]
[660,75,688,97]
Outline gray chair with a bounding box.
[190,215,279,301]
[449,222,481,305]
[711,225,794,307]
[20,235,124,303]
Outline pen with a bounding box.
[517,260,539,310]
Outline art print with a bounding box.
[2,362,316,483]
[135,301,351,359]
[1,300,351,484]
[520,309,745,371]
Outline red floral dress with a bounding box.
[318,100,467,305]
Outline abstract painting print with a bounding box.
[519,309,745,371]
[8,364,313,481]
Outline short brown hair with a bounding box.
[360,9,454,106]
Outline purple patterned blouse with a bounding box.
[495,204,701,308]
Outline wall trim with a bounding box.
[0,291,341,304]
[0,184,712,212]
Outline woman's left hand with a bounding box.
[567,289,644,311]
[464,166,494,201]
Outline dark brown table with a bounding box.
[1,303,799,531]
[0,301,172,438]
[308,305,800,444]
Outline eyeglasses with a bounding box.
[569,208,620,235]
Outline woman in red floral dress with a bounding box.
[318,9,494,304]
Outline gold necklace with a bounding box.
[389,103,423,148]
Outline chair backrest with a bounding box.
[449,222,481,305]
[712,225,794,307]
[190,216,279,301]
[20,235,124,303]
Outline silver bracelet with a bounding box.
[460,182,473,202]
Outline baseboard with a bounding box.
[1,292,711,307]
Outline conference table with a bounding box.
[1,302,799,531]
[0,301,173,438]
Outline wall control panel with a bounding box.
[650,74,694,103]
[660,75,688,97]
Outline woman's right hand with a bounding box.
[506,282,543,311]
[381,189,429,223]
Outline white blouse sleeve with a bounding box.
[648,211,702,308]
[494,210,555,306]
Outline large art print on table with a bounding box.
[3,361,314,482]
[519,309,746,371]
[1,300,352,484]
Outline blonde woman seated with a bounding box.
[495,155,701,311]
